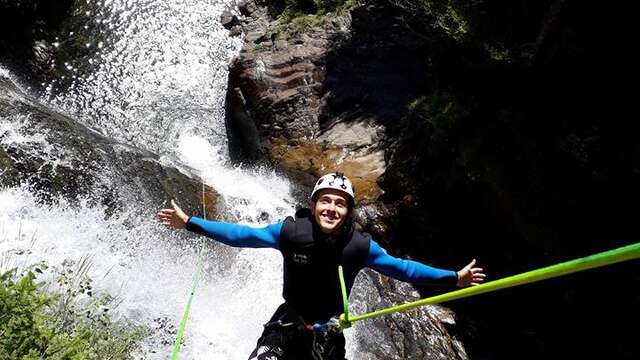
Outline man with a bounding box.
[158,172,485,359]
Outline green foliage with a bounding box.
[0,270,52,359]
[316,0,361,14]
[408,91,464,135]
[423,0,469,41]
[0,259,146,360]
[278,0,361,23]
[483,43,512,62]
[276,0,305,23]
[285,14,331,34]
[393,0,469,41]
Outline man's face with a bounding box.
[311,189,350,235]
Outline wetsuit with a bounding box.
[186,209,457,360]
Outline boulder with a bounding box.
[349,269,467,360]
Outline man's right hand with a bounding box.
[157,199,189,229]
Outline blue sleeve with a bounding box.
[185,217,282,249]
[366,240,458,285]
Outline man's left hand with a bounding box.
[457,259,486,287]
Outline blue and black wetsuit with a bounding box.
[186,209,457,360]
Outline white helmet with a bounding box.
[311,172,355,203]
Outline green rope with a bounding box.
[170,183,208,359]
[339,242,640,330]
[170,243,205,359]
[338,266,351,329]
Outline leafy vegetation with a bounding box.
[408,91,466,137]
[0,257,146,359]
[390,0,469,41]
[278,0,362,23]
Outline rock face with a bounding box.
[350,269,467,360]
[225,1,426,203]
[0,74,221,218]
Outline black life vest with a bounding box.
[279,208,371,324]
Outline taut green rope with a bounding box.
[170,183,208,359]
[170,243,205,359]
[338,266,350,329]
[339,242,640,329]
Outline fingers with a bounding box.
[456,259,487,287]
[472,267,486,279]
[466,259,476,269]
[157,211,173,220]
[158,200,184,230]
[157,212,174,220]
[471,269,485,276]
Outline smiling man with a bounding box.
[158,172,485,360]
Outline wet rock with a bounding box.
[225,2,433,205]
[353,200,395,244]
[265,136,383,202]
[350,269,467,360]
[246,30,267,43]
[230,25,243,37]
[220,9,239,29]
[225,86,262,160]
[0,74,222,217]
[0,0,73,84]
[226,9,388,201]
[0,145,19,188]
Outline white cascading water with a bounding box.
[0,0,372,358]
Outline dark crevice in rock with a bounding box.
[321,2,429,140]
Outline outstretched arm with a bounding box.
[186,217,282,248]
[157,200,282,249]
[366,240,486,287]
